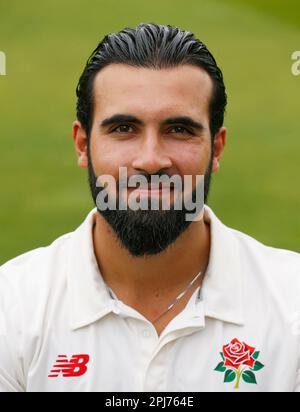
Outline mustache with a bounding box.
[125,171,171,183]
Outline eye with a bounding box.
[169,126,193,135]
[112,124,134,133]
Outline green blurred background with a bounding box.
[0,0,299,263]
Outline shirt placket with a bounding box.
[108,288,206,391]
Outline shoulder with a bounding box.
[231,226,300,270]
[0,232,75,392]
[205,205,300,272]
[229,226,300,309]
[0,232,73,305]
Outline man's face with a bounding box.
[74,64,225,256]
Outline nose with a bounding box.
[131,132,172,174]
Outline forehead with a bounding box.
[92,64,213,122]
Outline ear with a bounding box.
[212,126,226,173]
[72,120,88,168]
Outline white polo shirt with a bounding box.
[0,205,300,392]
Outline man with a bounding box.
[0,23,299,392]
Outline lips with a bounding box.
[126,184,174,196]
[130,183,171,189]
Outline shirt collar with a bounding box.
[200,205,245,326]
[67,205,245,331]
[67,208,114,330]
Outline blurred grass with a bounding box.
[0,0,299,263]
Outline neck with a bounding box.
[92,210,211,302]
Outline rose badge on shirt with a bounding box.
[214,338,265,389]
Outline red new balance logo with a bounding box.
[48,354,90,378]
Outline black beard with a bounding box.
[87,150,213,257]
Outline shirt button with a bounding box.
[141,329,151,338]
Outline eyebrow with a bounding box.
[99,114,205,131]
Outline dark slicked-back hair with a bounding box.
[76,23,227,140]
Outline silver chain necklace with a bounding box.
[106,269,203,324]
[152,270,203,324]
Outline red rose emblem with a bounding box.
[215,338,265,389]
[222,338,255,370]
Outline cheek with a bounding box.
[174,144,211,176]
[90,138,130,176]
